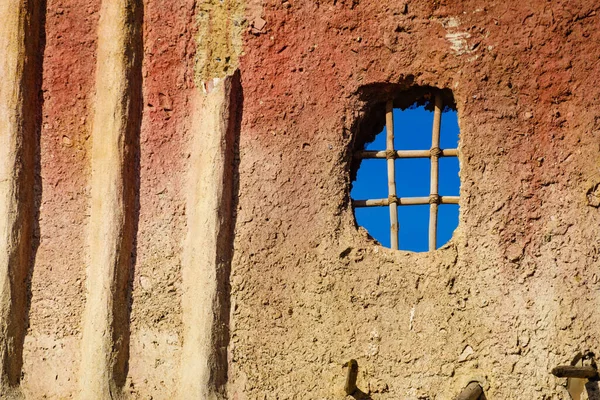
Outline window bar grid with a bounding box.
[355,148,458,159]
[429,93,443,251]
[353,93,459,251]
[386,100,399,250]
[353,196,459,207]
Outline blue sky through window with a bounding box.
[352,105,460,251]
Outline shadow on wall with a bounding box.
[10,0,47,389]
[214,69,244,392]
[350,388,373,400]
[121,0,145,388]
[586,381,600,400]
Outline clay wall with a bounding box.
[0,0,599,399]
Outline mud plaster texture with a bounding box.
[230,1,600,399]
[0,0,598,399]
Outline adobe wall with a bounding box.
[0,0,598,399]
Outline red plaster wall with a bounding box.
[13,0,600,398]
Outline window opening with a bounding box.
[352,93,460,251]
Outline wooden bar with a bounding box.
[354,196,459,208]
[344,359,358,395]
[401,196,432,206]
[440,196,460,204]
[428,93,443,251]
[386,100,399,250]
[454,382,483,400]
[356,148,458,159]
[551,365,598,379]
[354,198,390,207]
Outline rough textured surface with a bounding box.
[0,0,41,397]
[125,0,193,397]
[230,1,600,399]
[179,74,237,400]
[21,0,98,396]
[79,0,142,397]
[0,0,598,399]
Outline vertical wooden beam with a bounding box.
[429,94,443,251]
[386,100,399,250]
[0,0,41,395]
[78,0,142,398]
[344,359,359,395]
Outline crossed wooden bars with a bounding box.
[353,94,458,250]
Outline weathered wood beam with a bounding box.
[552,365,598,379]
[344,359,359,395]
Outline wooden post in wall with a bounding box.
[386,100,399,250]
[429,93,443,251]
